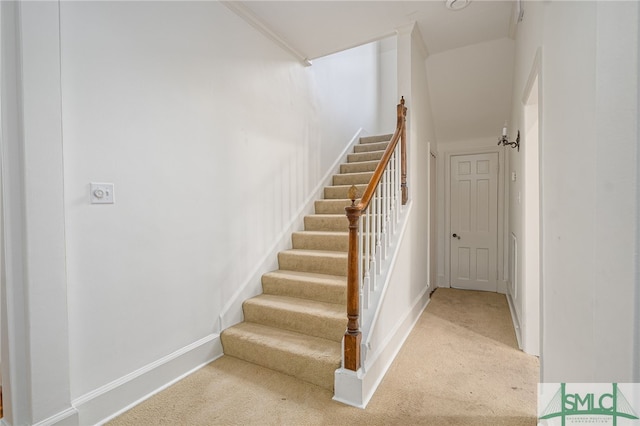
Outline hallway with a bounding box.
[108,288,539,425]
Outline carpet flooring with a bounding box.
[108,288,540,425]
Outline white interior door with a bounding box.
[450,153,498,292]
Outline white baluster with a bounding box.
[381,166,389,260]
[375,184,382,277]
[359,213,369,310]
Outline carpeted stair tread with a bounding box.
[360,133,393,143]
[292,231,348,251]
[278,249,347,276]
[243,294,346,342]
[303,214,349,232]
[262,270,346,304]
[347,150,385,163]
[324,184,367,200]
[220,322,340,390]
[332,171,373,186]
[340,160,379,174]
[353,141,389,153]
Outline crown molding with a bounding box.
[220,1,312,66]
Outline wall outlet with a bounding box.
[90,183,115,204]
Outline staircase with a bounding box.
[220,133,393,390]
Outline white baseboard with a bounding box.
[505,293,522,350]
[497,279,508,294]
[437,274,449,288]
[333,288,430,408]
[32,408,79,426]
[64,334,223,426]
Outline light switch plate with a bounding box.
[90,183,115,204]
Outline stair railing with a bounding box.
[344,97,407,371]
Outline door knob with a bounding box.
[452,233,460,240]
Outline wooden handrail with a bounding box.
[343,97,407,371]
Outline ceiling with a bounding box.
[239,0,516,60]
[233,1,518,142]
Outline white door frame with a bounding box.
[428,148,437,289]
[443,146,506,292]
[519,49,542,356]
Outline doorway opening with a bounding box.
[520,55,541,356]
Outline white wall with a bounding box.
[544,0,638,383]
[377,36,399,133]
[506,0,545,356]
[371,16,435,384]
[1,1,394,423]
[426,38,515,143]
[510,1,639,382]
[335,22,436,408]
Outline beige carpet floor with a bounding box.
[108,288,539,425]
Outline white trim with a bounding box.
[334,288,430,408]
[218,129,364,331]
[334,201,432,408]
[522,49,542,105]
[519,47,542,357]
[437,273,448,288]
[443,146,505,291]
[506,293,522,350]
[2,2,37,424]
[72,334,222,426]
[497,279,508,295]
[427,144,437,289]
[32,408,78,426]
[314,31,399,62]
[220,1,312,66]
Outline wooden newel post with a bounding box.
[399,96,408,205]
[344,185,362,371]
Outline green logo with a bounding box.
[539,383,639,425]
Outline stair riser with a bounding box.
[360,134,393,144]
[314,199,352,214]
[354,141,389,153]
[347,151,384,163]
[262,274,346,305]
[243,301,346,342]
[340,161,378,174]
[304,213,378,230]
[220,332,338,390]
[278,252,347,276]
[332,172,373,186]
[292,232,348,252]
[324,185,367,200]
[304,215,349,232]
